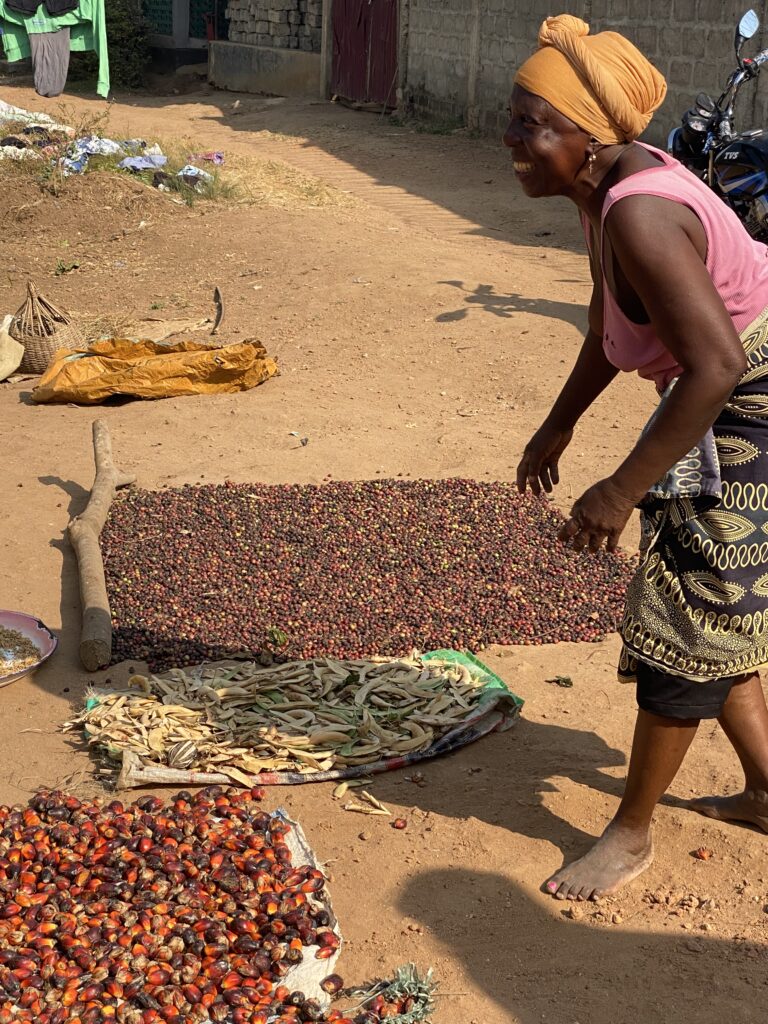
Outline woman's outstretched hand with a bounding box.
[559,477,637,552]
[517,422,573,495]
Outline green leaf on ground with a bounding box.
[546,675,574,688]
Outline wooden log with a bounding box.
[68,420,136,672]
[117,751,232,790]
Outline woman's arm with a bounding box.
[561,194,747,552]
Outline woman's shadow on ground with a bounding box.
[373,717,628,855]
[435,280,588,331]
[399,866,766,1024]
[373,704,698,859]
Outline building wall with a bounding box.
[225,0,323,52]
[401,0,768,142]
[404,0,476,121]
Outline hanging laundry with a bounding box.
[29,27,71,97]
[5,1,79,12]
[0,0,109,98]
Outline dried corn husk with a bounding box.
[65,654,489,779]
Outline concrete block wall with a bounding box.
[402,0,768,143]
[474,0,566,131]
[588,0,768,146]
[405,0,475,122]
[225,0,323,52]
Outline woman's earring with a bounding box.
[588,141,598,174]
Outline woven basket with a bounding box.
[10,282,85,375]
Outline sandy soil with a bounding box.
[0,76,766,1023]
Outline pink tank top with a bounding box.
[584,143,768,390]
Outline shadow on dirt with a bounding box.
[399,866,767,1024]
[369,710,699,860]
[39,475,89,519]
[26,476,90,707]
[371,720,626,854]
[435,280,588,331]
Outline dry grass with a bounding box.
[153,135,354,209]
[224,153,354,209]
[71,312,136,345]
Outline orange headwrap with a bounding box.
[514,15,667,144]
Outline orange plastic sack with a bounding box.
[31,337,278,405]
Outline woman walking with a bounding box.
[511,15,768,900]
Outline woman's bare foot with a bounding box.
[545,823,654,901]
[690,789,768,833]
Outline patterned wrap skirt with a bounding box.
[619,306,768,684]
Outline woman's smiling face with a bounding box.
[503,85,592,198]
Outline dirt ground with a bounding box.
[1,74,767,1024]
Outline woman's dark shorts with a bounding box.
[635,661,751,720]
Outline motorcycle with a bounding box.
[668,8,768,242]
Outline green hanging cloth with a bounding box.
[0,0,110,98]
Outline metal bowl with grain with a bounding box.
[0,610,58,687]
